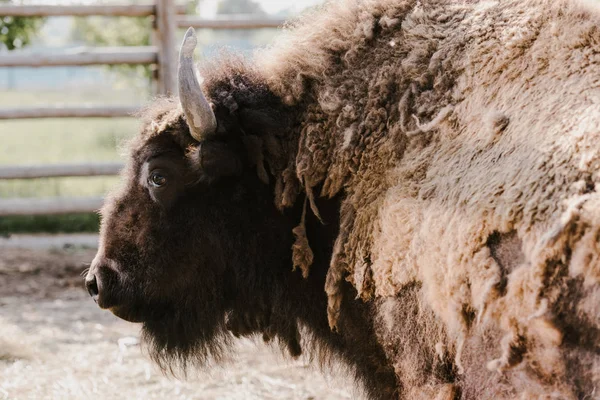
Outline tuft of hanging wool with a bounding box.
[291,199,314,279]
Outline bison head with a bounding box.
[84,28,295,370]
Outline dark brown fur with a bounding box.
[87,1,600,398]
[88,71,398,398]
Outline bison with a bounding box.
[85,0,600,398]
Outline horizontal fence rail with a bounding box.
[0,233,100,249]
[0,3,187,17]
[0,197,104,216]
[0,2,288,217]
[0,47,158,67]
[0,106,139,119]
[177,17,286,29]
[0,163,124,180]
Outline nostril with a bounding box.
[85,275,99,301]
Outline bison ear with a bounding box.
[238,108,288,138]
[188,141,243,180]
[242,135,270,184]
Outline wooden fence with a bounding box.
[0,2,284,216]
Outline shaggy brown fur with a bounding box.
[253,0,600,397]
[87,0,600,398]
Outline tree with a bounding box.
[71,1,201,94]
[70,16,152,92]
[216,0,266,15]
[0,1,44,50]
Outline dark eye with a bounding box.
[149,171,167,188]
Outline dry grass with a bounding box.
[0,319,36,363]
[0,247,361,400]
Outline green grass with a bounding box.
[0,88,145,232]
[0,213,100,235]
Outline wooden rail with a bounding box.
[0,106,138,119]
[0,2,288,217]
[0,4,187,17]
[156,0,177,94]
[0,197,105,216]
[177,17,286,30]
[0,163,124,179]
[0,47,158,68]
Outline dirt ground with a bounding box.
[0,243,361,400]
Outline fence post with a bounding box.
[155,0,177,95]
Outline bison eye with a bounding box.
[149,171,167,188]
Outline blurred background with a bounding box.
[0,0,320,234]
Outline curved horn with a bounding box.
[178,27,217,141]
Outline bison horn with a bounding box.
[178,27,217,141]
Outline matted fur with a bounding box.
[110,0,600,397]
[247,0,599,397]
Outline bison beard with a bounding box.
[87,0,600,398]
[141,303,229,374]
